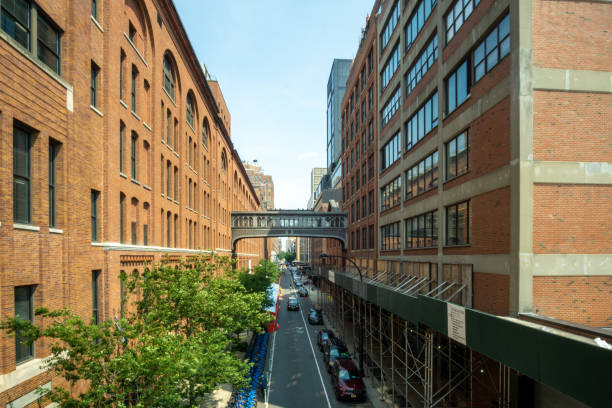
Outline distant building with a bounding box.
[243,161,274,210]
[307,167,327,209]
[327,59,351,176]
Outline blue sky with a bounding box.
[174,0,375,209]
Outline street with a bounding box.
[262,272,372,408]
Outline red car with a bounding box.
[329,358,367,402]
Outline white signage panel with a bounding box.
[329,270,335,283]
[447,303,466,345]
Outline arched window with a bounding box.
[186,93,194,128]
[202,119,209,150]
[163,55,175,100]
[220,149,227,172]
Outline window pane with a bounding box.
[447,205,457,245]
[457,61,468,105]
[457,202,469,244]
[447,74,456,112]
[15,286,33,362]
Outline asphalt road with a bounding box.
[261,272,372,408]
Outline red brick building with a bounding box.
[374,0,611,326]
[0,0,263,404]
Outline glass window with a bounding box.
[405,92,438,151]
[381,43,400,91]
[446,201,469,245]
[120,193,125,243]
[381,87,401,127]
[474,14,510,83]
[406,35,438,96]
[130,132,137,180]
[163,55,175,100]
[91,61,99,107]
[380,176,401,211]
[186,94,194,127]
[1,0,30,50]
[405,0,437,52]
[91,0,97,19]
[14,285,34,363]
[446,0,481,43]
[405,210,438,248]
[202,120,208,149]
[131,66,137,112]
[119,51,125,101]
[13,126,31,224]
[446,131,469,179]
[49,140,58,227]
[381,222,401,250]
[92,270,100,325]
[91,190,99,241]
[37,13,60,74]
[380,1,399,50]
[446,59,470,114]
[380,130,401,170]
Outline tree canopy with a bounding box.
[1,255,273,408]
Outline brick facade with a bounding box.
[0,0,263,403]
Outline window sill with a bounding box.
[123,32,148,67]
[49,227,63,234]
[131,178,140,186]
[404,246,437,251]
[143,122,152,131]
[444,244,471,249]
[131,110,141,121]
[90,105,104,117]
[167,196,173,201]
[143,184,152,191]
[174,200,179,204]
[14,223,40,232]
[91,15,104,33]
[163,88,177,106]
[173,150,179,158]
[120,99,128,109]
[161,139,166,145]
[161,193,165,198]
[120,172,128,179]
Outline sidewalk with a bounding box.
[306,277,392,408]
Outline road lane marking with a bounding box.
[298,296,332,408]
[265,327,276,408]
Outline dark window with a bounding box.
[120,193,125,243]
[119,122,125,173]
[166,161,171,196]
[130,132,137,180]
[131,66,137,112]
[166,109,171,143]
[368,225,374,249]
[91,0,97,19]
[381,43,400,92]
[1,0,30,50]
[355,200,360,221]
[221,150,227,172]
[368,154,374,179]
[381,222,401,250]
[49,140,59,227]
[173,167,178,199]
[355,229,360,250]
[163,55,175,100]
[131,221,137,244]
[166,212,171,247]
[186,94,194,128]
[92,270,100,325]
[381,130,401,170]
[173,214,177,247]
[361,163,367,185]
[406,151,438,200]
[368,86,373,110]
[362,227,367,249]
[14,285,34,363]
[91,61,99,107]
[13,126,31,224]
[361,196,366,218]
[120,271,125,318]
[91,190,99,241]
[474,14,510,83]
[368,190,374,214]
[202,120,208,149]
[37,12,60,74]
[381,87,400,127]
[446,201,469,245]
[380,0,399,50]
[405,91,438,151]
[351,231,355,250]
[446,0,481,43]
[446,59,470,114]
[173,119,178,150]
[405,0,437,52]
[128,21,136,41]
[380,176,401,211]
[406,35,438,96]
[368,49,373,74]
[405,210,438,248]
[361,66,366,90]
[361,100,366,122]
[119,50,125,101]
[143,224,148,246]
[446,131,469,179]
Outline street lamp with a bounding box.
[320,252,364,376]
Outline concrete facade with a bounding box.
[327,59,351,175]
[0,0,263,404]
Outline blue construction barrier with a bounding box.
[228,332,269,408]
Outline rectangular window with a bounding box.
[14,285,34,363]
[474,14,510,83]
[37,13,60,74]
[446,201,469,245]
[13,126,31,224]
[368,86,373,110]
[355,229,360,250]
[173,214,177,247]
[446,58,470,114]
[406,35,438,96]
[368,190,374,214]
[49,139,59,227]
[405,151,438,200]
[166,212,171,247]
[166,161,171,197]
[405,91,438,150]
[361,196,367,218]
[361,100,366,122]
[166,110,171,143]
[1,0,30,50]
[91,190,99,241]
[361,227,367,249]
[131,66,137,112]
[92,270,100,325]
[380,176,401,211]
[119,51,125,100]
[130,132,137,180]
[368,49,373,74]
[380,222,401,250]
[446,0,481,43]
[380,1,399,51]
[368,154,374,179]
[128,22,136,42]
[143,224,148,246]
[368,225,374,249]
[120,194,125,243]
[91,0,97,19]
[380,130,401,170]
[405,210,438,248]
[91,61,99,107]
[446,131,469,179]
[173,167,178,199]
[131,221,137,244]
[381,87,400,127]
[405,0,437,52]
[355,200,360,221]
[381,43,400,92]
[119,122,125,173]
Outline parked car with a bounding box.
[287,296,299,311]
[329,358,367,401]
[298,287,308,297]
[323,338,350,368]
[308,308,323,325]
[317,329,336,351]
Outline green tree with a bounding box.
[1,255,272,408]
[238,260,280,307]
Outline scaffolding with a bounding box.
[317,270,512,408]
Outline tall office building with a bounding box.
[327,59,351,175]
[243,161,275,210]
[307,167,327,209]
